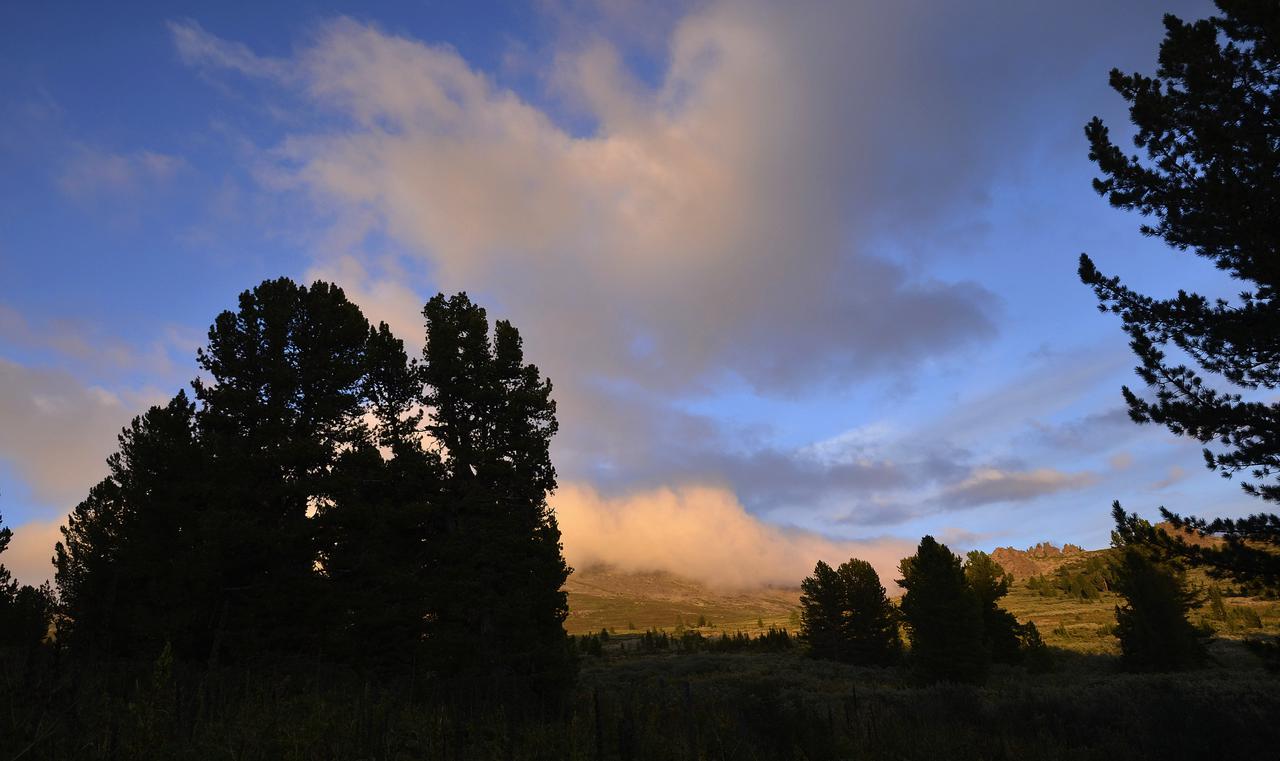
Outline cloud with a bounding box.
[939,467,1098,509]
[1109,451,1135,470]
[1151,465,1188,491]
[58,147,186,199]
[182,8,1000,399]
[169,1,1217,539]
[1027,407,1135,452]
[554,481,914,589]
[0,358,154,510]
[1,518,61,587]
[169,19,290,80]
[0,303,195,380]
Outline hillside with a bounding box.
[566,528,1280,654]
[564,565,801,634]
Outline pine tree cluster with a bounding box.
[42,279,573,694]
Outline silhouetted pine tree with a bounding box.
[801,559,900,665]
[799,560,845,660]
[0,510,53,651]
[898,537,987,684]
[192,278,382,660]
[0,511,14,606]
[1111,504,1209,671]
[419,293,573,694]
[964,550,1022,664]
[836,559,902,665]
[55,392,207,659]
[312,322,441,667]
[1080,1,1280,591]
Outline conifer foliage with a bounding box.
[1111,504,1210,671]
[1080,0,1280,590]
[50,279,574,692]
[0,510,53,651]
[964,551,1025,665]
[799,558,900,666]
[418,293,572,691]
[897,537,987,684]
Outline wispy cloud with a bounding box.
[58,147,186,199]
[168,19,291,81]
[938,467,1099,509]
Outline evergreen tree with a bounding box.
[1111,504,1209,671]
[312,323,440,667]
[798,560,845,660]
[964,550,1022,664]
[192,278,383,659]
[835,558,901,666]
[0,510,14,604]
[0,510,54,652]
[418,293,572,693]
[898,537,987,683]
[1080,1,1280,590]
[55,278,401,663]
[55,393,207,658]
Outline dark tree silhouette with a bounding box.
[0,510,14,604]
[964,551,1023,664]
[1080,1,1280,590]
[1111,504,1209,671]
[799,558,900,665]
[418,293,572,693]
[49,280,575,691]
[55,393,207,658]
[193,279,381,659]
[56,279,398,663]
[898,537,987,684]
[312,323,441,667]
[798,560,844,660]
[0,510,54,652]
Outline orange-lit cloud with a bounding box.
[554,481,913,590]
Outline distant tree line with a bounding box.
[1,279,574,696]
[798,541,1049,684]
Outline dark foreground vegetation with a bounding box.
[2,0,1280,757]
[3,646,1280,760]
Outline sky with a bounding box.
[0,0,1257,589]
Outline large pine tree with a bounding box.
[1080,0,1280,590]
[55,393,206,658]
[419,293,572,694]
[897,537,987,684]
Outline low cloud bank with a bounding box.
[554,482,913,590]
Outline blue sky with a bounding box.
[0,0,1258,586]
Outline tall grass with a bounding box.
[4,645,1278,760]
